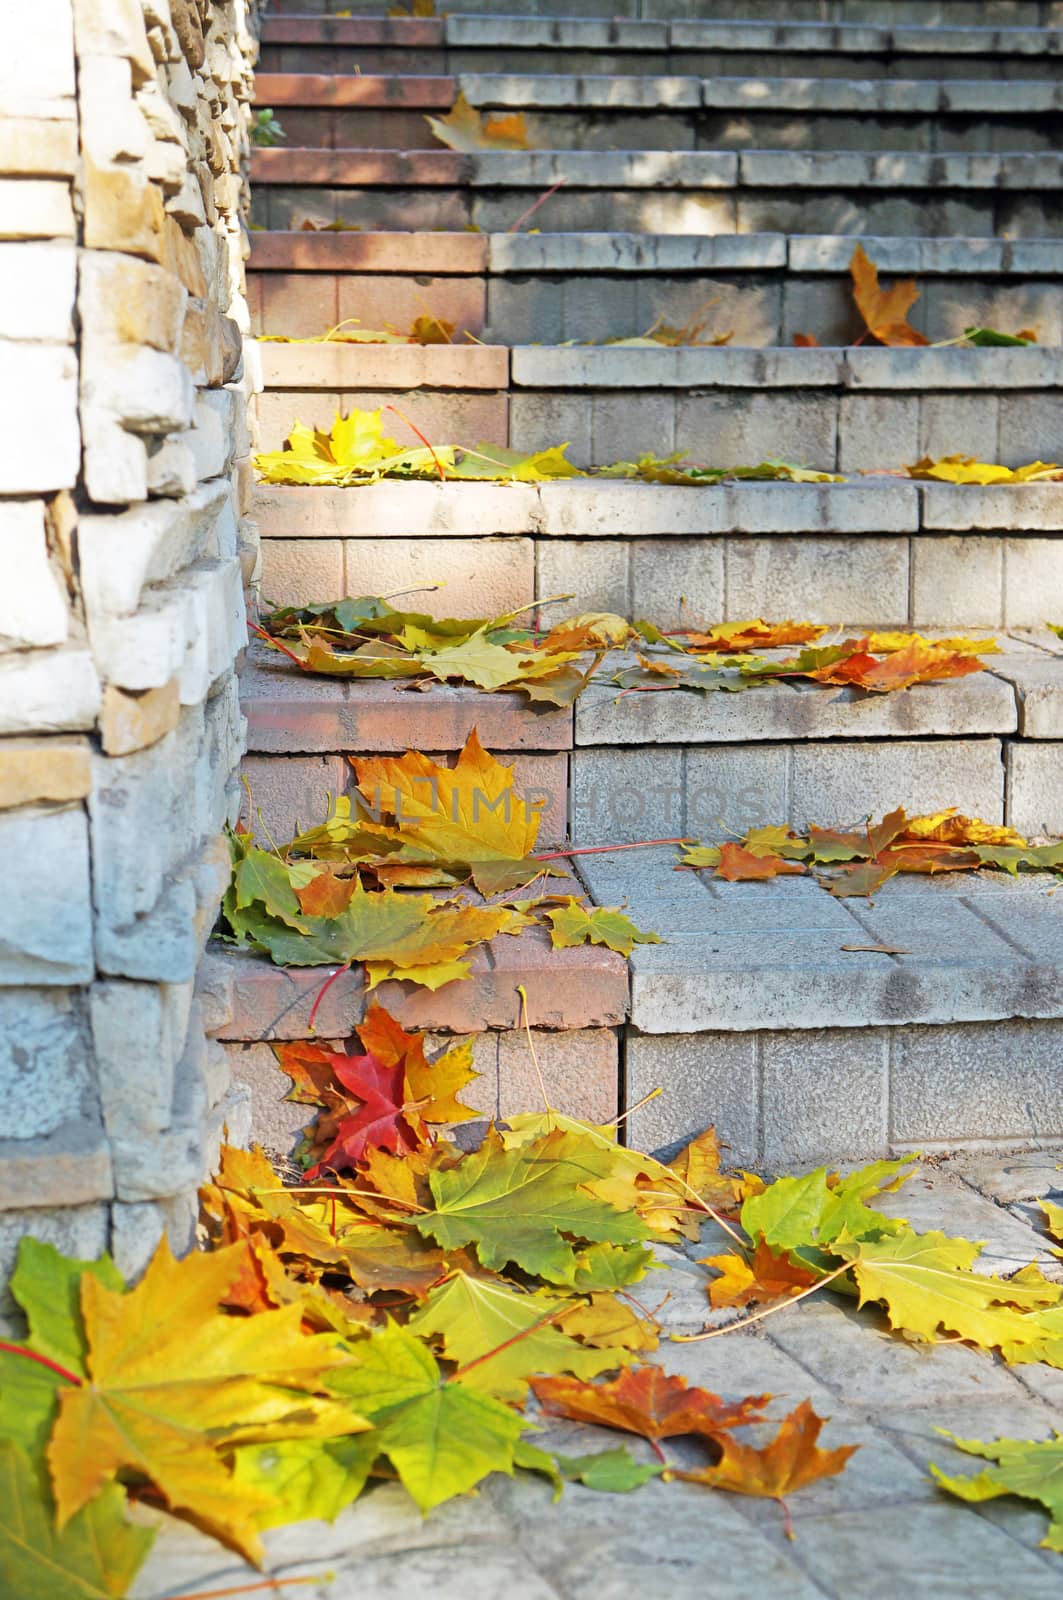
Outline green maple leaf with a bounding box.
[331,1322,522,1511]
[931,1432,1063,1550]
[0,1441,154,1600]
[229,1435,380,1529]
[408,1273,620,1402]
[740,1157,916,1254]
[415,1128,652,1284]
[837,1230,1063,1359]
[542,899,662,957]
[554,1447,664,1494]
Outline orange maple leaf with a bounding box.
[425,92,529,152]
[850,243,929,347]
[806,638,985,693]
[532,1366,770,1444]
[676,1399,858,1514]
[683,619,827,654]
[702,1241,821,1310]
[714,843,806,882]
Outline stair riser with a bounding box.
[255,382,1063,470]
[252,184,1062,238]
[253,104,1061,155]
[250,268,1063,347]
[627,1019,1063,1167]
[258,45,1063,79]
[256,530,1063,632]
[239,739,1063,859]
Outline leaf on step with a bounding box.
[426,91,530,152]
[681,619,828,654]
[931,1432,1063,1552]
[850,243,928,346]
[675,1399,858,1505]
[713,844,806,882]
[800,636,987,692]
[46,1239,368,1565]
[448,442,582,481]
[964,326,1037,347]
[532,1365,770,1444]
[793,332,820,347]
[542,898,662,957]
[905,453,1061,484]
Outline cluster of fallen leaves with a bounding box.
[6,1043,1063,1597]
[796,244,1040,349]
[253,404,1062,489]
[225,731,659,981]
[257,594,1001,708]
[678,805,1063,899]
[260,314,464,346]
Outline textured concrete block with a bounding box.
[890,1020,1063,1143]
[536,540,629,615]
[790,739,1005,827]
[1006,742,1063,836]
[625,1031,759,1164]
[343,537,534,618]
[684,745,789,838]
[910,536,1003,628]
[760,1027,888,1168]
[592,392,675,464]
[0,1123,113,1213]
[0,807,93,985]
[0,989,95,1141]
[918,394,1000,464]
[725,536,908,621]
[838,394,918,473]
[1004,539,1063,628]
[571,746,684,843]
[630,538,725,628]
[0,1205,108,1317]
[497,1028,619,1124]
[675,391,837,471]
[999,394,1063,467]
[259,537,344,611]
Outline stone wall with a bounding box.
[0,0,260,1298]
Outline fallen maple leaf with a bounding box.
[532,1365,770,1445]
[676,1399,858,1518]
[931,1432,1063,1551]
[703,1240,821,1310]
[905,453,1061,485]
[682,619,827,654]
[543,898,662,957]
[850,243,928,346]
[46,1240,367,1564]
[426,91,530,152]
[714,843,806,882]
[803,637,986,693]
[793,332,820,347]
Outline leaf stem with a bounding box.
[384,403,446,483]
[533,838,691,862]
[306,961,353,1033]
[506,175,566,233]
[0,1340,82,1386]
[450,1304,565,1380]
[672,1261,851,1343]
[168,1577,330,1600]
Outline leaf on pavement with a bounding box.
[682,619,828,654]
[930,1432,1063,1551]
[532,1365,770,1444]
[0,1441,155,1600]
[331,1320,524,1511]
[676,1399,858,1508]
[408,1272,622,1401]
[740,1157,916,1254]
[554,1447,664,1493]
[426,91,530,152]
[703,1240,821,1310]
[850,243,928,346]
[46,1239,368,1564]
[713,843,806,882]
[905,453,1061,485]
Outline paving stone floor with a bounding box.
[134,1149,1063,1600]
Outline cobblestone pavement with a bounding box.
[134,1150,1063,1600]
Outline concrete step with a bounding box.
[249,146,1063,235]
[248,230,1063,347]
[240,633,1063,847]
[252,71,1063,153]
[252,341,1063,472]
[258,14,1063,79]
[266,2,1063,26]
[253,476,1063,630]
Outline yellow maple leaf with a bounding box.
[426,92,530,152]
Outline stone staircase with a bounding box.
[209,0,1063,1168]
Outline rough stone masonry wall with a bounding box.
[0,0,261,1302]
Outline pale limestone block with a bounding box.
[136,80,188,147]
[0,243,76,340]
[78,250,187,351]
[725,536,908,622]
[78,54,149,162]
[82,157,166,261]
[82,414,149,505]
[0,179,75,240]
[100,678,181,754]
[0,501,69,647]
[91,977,193,1141]
[0,0,76,103]
[146,436,197,497]
[89,585,197,690]
[83,344,194,435]
[79,476,228,618]
[96,870,198,982]
[0,806,93,984]
[74,0,155,85]
[0,989,95,1140]
[110,1191,199,1280]
[631,537,725,628]
[0,343,79,492]
[0,647,101,735]
[186,388,235,480]
[0,739,90,809]
[0,1128,113,1213]
[0,117,78,177]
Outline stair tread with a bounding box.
[576,845,1063,1033]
